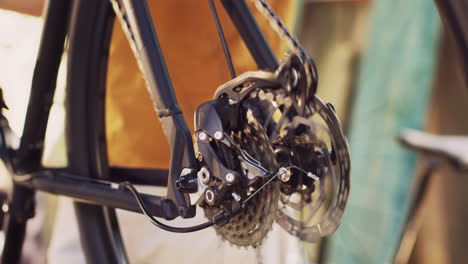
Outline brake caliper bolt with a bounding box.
[198,132,207,141]
[226,173,235,183]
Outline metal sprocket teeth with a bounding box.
[202,102,280,247]
[204,181,280,247]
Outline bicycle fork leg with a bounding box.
[1,185,35,264]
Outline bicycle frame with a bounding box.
[0,0,279,263]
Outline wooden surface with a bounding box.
[297,2,371,262]
[299,2,371,127]
[412,30,468,264]
[323,0,441,263]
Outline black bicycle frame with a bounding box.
[0,0,278,263]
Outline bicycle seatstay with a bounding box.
[111,0,198,218]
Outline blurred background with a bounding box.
[0,0,467,263]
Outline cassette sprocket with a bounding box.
[196,97,280,247]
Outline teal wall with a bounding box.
[324,0,440,263]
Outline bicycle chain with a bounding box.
[109,0,159,103]
[249,0,318,95]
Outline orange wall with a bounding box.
[106,1,297,168]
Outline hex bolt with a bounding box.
[226,173,235,183]
[247,172,256,180]
[198,132,207,141]
[278,167,292,182]
[205,189,215,204]
[197,167,210,184]
[214,131,223,140]
[231,192,241,202]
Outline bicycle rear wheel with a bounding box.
[66,1,127,263]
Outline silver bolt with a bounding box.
[180,168,193,176]
[291,68,299,87]
[226,173,235,183]
[214,131,223,140]
[197,167,210,184]
[228,99,237,105]
[278,167,292,182]
[247,186,255,196]
[205,189,215,203]
[198,132,207,141]
[247,172,256,180]
[231,192,241,202]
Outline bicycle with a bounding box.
[0,0,351,263]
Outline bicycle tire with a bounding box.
[66,1,128,263]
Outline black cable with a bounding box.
[208,0,236,78]
[121,182,215,233]
[21,172,215,233]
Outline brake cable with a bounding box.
[21,172,218,233]
[120,182,216,233]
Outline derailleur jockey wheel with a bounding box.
[193,53,350,246]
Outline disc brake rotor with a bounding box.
[274,96,350,242]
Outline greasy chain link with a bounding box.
[249,0,317,90]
